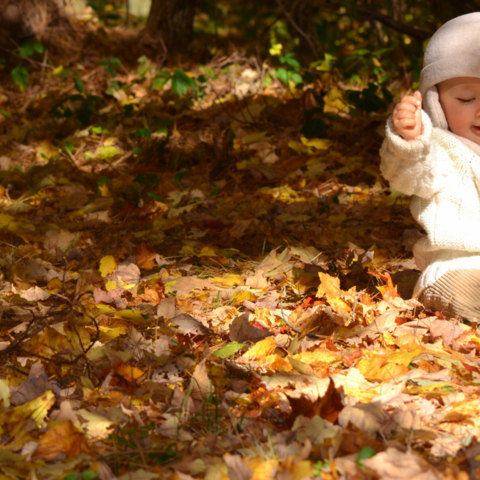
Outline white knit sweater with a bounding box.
[380,111,480,292]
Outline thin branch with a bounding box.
[276,0,319,57]
[356,5,430,41]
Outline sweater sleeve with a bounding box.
[380,111,449,198]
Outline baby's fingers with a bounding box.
[394,102,417,116]
[401,94,422,107]
[395,118,417,127]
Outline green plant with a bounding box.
[50,93,105,126]
[152,69,199,97]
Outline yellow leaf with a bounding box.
[242,337,277,361]
[288,140,308,155]
[52,65,64,76]
[357,355,409,382]
[7,391,55,436]
[36,140,58,162]
[99,320,129,342]
[105,280,117,291]
[242,131,271,144]
[317,272,341,299]
[99,255,117,277]
[0,213,18,232]
[343,387,379,402]
[265,354,293,371]
[199,246,217,257]
[323,88,349,114]
[292,461,314,480]
[115,310,145,323]
[386,349,423,366]
[288,356,315,375]
[301,137,332,150]
[210,274,243,288]
[251,460,278,480]
[328,213,347,226]
[382,332,396,346]
[257,185,297,202]
[182,245,196,256]
[269,43,283,55]
[0,379,10,408]
[232,289,257,305]
[294,351,341,365]
[98,183,110,198]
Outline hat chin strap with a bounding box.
[423,86,449,130]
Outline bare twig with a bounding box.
[276,0,319,57]
[280,287,302,334]
[356,5,430,41]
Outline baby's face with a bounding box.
[438,77,480,145]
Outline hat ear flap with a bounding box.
[423,86,448,130]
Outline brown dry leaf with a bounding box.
[169,313,212,335]
[223,454,253,480]
[43,229,78,252]
[429,319,465,346]
[137,241,157,269]
[363,448,442,480]
[165,276,216,296]
[245,270,268,289]
[11,361,52,406]
[338,402,386,437]
[157,297,178,318]
[35,420,90,461]
[292,414,342,451]
[229,313,273,343]
[190,360,213,400]
[287,378,344,423]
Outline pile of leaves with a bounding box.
[0,8,477,480]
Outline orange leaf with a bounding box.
[137,241,157,270]
[35,420,89,461]
[113,363,145,383]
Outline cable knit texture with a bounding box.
[381,112,480,294]
[380,12,480,301]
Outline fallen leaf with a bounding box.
[99,255,117,277]
[223,453,253,480]
[137,241,157,269]
[229,313,274,343]
[35,420,89,460]
[169,313,212,335]
[363,448,442,480]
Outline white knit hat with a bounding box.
[420,13,480,130]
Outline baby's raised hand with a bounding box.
[392,91,422,140]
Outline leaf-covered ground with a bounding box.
[0,16,477,480]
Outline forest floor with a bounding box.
[0,18,476,480]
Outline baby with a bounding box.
[381,13,480,321]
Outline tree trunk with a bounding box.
[146,0,196,55]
